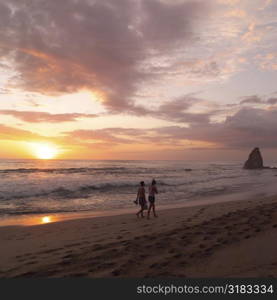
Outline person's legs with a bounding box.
[136,207,143,217]
[140,205,144,217]
[147,203,153,219]
[153,203,157,217]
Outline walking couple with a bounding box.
[135,179,158,219]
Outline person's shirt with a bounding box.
[149,185,158,197]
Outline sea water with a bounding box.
[0,159,276,219]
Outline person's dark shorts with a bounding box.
[148,195,155,204]
[139,197,146,206]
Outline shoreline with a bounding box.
[1,194,277,278]
[0,190,271,227]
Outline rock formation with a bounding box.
[243,147,264,169]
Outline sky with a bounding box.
[0,0,276,161]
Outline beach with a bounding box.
[1,195,277,278]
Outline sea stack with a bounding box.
[243,147,264,169]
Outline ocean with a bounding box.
[0,159,277,221]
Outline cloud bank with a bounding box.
[0,0,209,112]
[62,106,277,149]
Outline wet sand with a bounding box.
[1,195,277,278]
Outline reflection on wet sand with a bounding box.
[0,214,57,227]
[41,216,52,224]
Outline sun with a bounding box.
[32,143,59,159]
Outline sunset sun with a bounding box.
[32,143,59,160]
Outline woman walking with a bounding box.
[136,181,147,218]
[147,179,158,219]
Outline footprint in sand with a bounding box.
[111,269,121,276]
[16,271,36,277]
[61,259,73,266]
[62,254,73,259]
[40,247,63,255]
[168,248,176,254]
[67,272,89,277]
[24,260,38,265]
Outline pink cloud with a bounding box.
[0,124,44,141]
[0,110,97,123]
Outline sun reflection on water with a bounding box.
[41,216,52,224]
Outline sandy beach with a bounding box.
[1,195,277,278]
